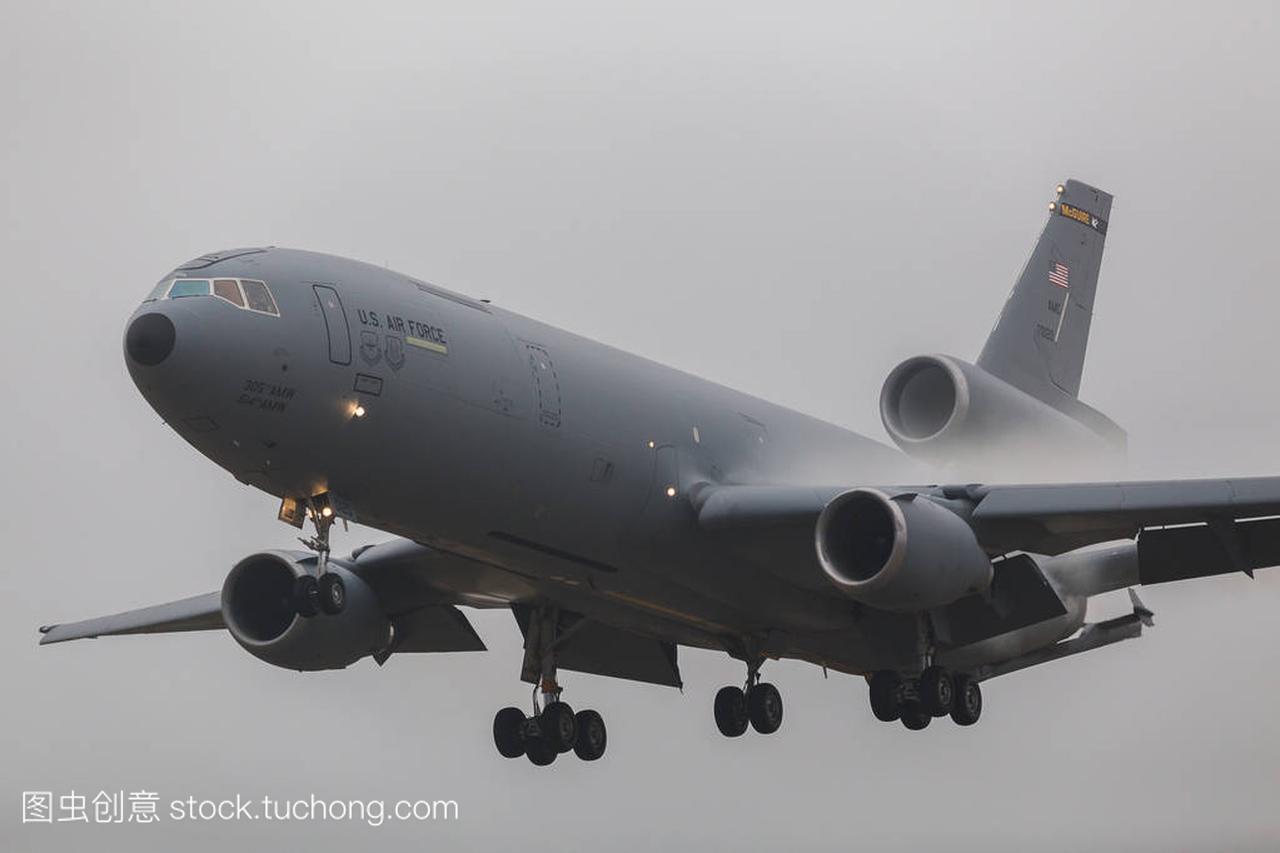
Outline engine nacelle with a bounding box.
[879,354,1124,470]
[221,551,391,671]
[814,488,992,611]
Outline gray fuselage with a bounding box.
[125,247,1071,673]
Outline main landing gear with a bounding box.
[714,656,783,738]
[292,496,346,618]
[492,607,607,766]
[493,698,608,766]
[868,667,982,730]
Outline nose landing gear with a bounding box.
[317,571,346,615]
[290,495,346,618]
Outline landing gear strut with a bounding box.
[293,495,345,617]
[715,654,783,738]
[491,606,608,766]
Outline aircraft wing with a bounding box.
[694,475,1280,563]
[39,591,224,645]
[950,477,1280,555]
[39,537,519,649]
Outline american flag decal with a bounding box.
[1048,260,1070,289]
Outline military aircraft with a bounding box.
[40,179,1280,766]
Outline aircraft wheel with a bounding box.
[493,707,527,758]
[318,572,346,615]
[714,686,749,737]
[746,682,783,734]
[950,675,982,726]
[291,575,319,618]
[918,665,954,717]
[573,709,607,761]
[868,671,901,722]
[900,702,931,731]
[525,737,557,766]
[540,701,577,753]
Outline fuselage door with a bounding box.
[525,343,561,428]
[313,285,351,365]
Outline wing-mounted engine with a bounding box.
[814,488,993,611]
[221,550,391,671]
[879,354,1124,471]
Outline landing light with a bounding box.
[1056,183,1065,194]
[1048,202,1057,211]
[353,404,367,418]
[665,486,677,498]
[321,506,334,518]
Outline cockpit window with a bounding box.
[168,279,211,298]
[149,277,280,316]
[213,278,245,307]
[144,280,171,302]
[240,280,279,316]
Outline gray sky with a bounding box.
[3,2,1279,850]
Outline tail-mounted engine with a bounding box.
[879,354,1124,470]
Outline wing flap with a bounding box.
[388,605,486,653]
[1138,516,1280,583]
[39,591,223,645]
[512,606,682,688]
[935,554,1068,646]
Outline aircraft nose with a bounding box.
[125,312,176,366]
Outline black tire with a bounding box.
[493,707,527,758]
[714,686,749,737]
[951,675,982,726]
[291,575,319,618]
[318,572,346,615]
[573,709,607,761]
[868,671,901,722]
[747,682,783,735]
[900,702,931,731]
[540,701,577,753]
[919,665,954,717]
[525,737,557,766]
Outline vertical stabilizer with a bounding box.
[978,179,1112,400]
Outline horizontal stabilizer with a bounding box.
[39,591,223,645]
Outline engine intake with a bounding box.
[221,551,391,671]
[815,488,992,611]
[881,356,964,442]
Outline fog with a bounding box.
[3,2,1278,850]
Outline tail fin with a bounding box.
[978,179,1112,400]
